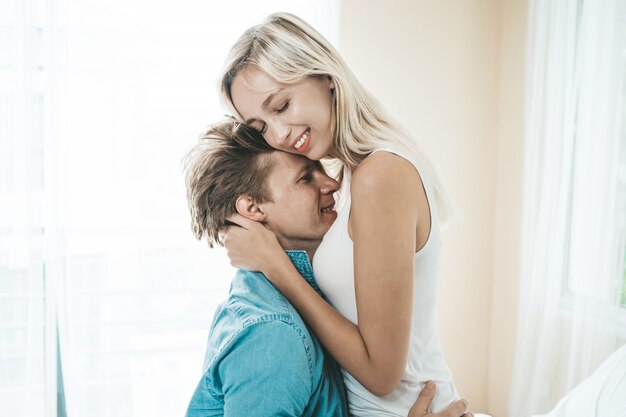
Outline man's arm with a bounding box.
[217,321,312,417]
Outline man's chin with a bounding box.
[323,211,338,227]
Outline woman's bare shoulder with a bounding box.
[351,150,421,194]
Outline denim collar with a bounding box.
[285,250,322,295]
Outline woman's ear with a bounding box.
[235,196,266,222]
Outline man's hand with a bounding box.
[408,381,473,417]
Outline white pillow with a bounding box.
[532,344,626,417]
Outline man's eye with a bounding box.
[300,173,313,183]
[275,100,289,113]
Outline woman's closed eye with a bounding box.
[252,99,290,134]
[275,100,290,113]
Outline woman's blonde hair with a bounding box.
[219,12,455,223]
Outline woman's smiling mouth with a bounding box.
[292,128,311,152]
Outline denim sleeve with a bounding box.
[218,320,313,417]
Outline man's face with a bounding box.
[258,152,339,257]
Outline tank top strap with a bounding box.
[337,166,352,213]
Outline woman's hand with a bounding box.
[222,214,289,276]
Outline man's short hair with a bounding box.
[184,120,276,247]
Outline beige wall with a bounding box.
[488,0,527,415]
[339,1,527,415]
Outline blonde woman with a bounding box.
[219,13,462,417]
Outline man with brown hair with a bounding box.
[183,120,471,417]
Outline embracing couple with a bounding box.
[183,13,470,417]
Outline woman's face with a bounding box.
[230,65,335,161]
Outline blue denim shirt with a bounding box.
[185,251,348,417]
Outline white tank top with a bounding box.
[313,147,459,416]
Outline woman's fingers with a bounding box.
[225,213,256,229]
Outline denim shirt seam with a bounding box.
[231,274,293,324]
[204,317,315,398]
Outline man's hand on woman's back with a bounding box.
[408,381,473,417]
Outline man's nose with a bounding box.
[320,175,340,194]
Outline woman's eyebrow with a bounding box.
[244,88,285,125]
[262,88,284,109]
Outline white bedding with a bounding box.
[532,344,626,417]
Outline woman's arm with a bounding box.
[224,152,425,396]
[351,151,423,393]
[271,152,421,395]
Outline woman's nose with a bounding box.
[268,122,291,147]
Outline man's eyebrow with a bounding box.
[292,165,310,181]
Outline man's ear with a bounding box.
[235,196,267,222]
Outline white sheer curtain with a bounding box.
[510,0,626,416]
[0,1,338,416]
[0,0,50,415]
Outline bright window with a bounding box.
[0,1,339,416]
[621,56,626,308]
[562,4,626,316]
